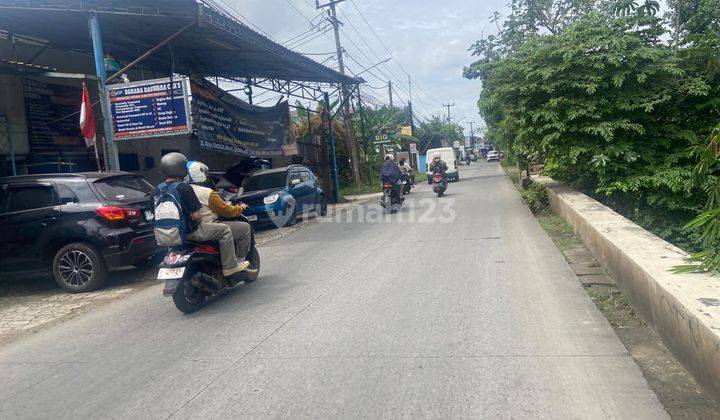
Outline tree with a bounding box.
[414,116,465,153]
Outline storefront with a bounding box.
[0,0,359,196]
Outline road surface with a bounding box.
[0,163,666,418]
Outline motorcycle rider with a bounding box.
[156,153,248,278]
[399,157,414,181]
[429,152,448,177]
[380,153,403,201]
[186,160,253,269]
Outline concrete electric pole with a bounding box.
[442,102,455,122]
[388,80,393,108]
[316,0,362,186]
[469,121,475,149]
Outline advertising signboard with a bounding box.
[22,79,84,153]
[191,77,294,157]
[107,77,192,140]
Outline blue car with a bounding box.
[239,165,328,228]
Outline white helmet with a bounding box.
[384,153,394,161]
[433,152,441,160]
[186,160,209,184]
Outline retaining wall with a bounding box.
[537,177,720,401]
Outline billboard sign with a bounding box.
[107,77,192,140]
[191,77,294,157]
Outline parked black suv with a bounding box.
[0,172,158,292]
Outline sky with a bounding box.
[224,0,509,137]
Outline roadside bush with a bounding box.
[522,182,549,214]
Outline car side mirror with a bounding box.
[290,178,301,187]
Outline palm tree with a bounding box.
[637,0,660,16]
[612,0,638,17]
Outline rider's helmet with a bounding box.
[159,152,188,178]
[384,153,394,161]
[433,152,441,161]
[186,161,209,184]
[186,160,217,190]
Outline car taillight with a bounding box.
[226,187,238,193]
[96,206,141,221]
[383,183,392,190]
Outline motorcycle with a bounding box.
[157,214,261,314]
[401,173,414,196]
[432,172,447,197]
[381,181,403,213]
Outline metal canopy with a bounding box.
[0,0,361,85]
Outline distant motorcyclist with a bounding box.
[186,160,252,269]
[380,153,404,200]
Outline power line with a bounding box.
[348,0,441,107]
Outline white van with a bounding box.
[426,147,459,183]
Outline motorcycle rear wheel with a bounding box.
[243,246,261,283]
[173,277,208,314]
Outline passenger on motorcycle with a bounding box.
[186,161,252,271]
[380,153,404,200]
[156,153,248,278]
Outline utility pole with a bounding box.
[442,102,455,122]
[468,121,474,148]
[316,0,362,186]
[469,121,476,150]
[408,75,412,104]
[388,80,393,108]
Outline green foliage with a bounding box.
[414,116,465,153]
[466,0,720,269]
[521,182,550,214]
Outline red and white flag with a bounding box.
[79,82,95,147]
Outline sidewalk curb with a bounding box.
[255,196,378,247]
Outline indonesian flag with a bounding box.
[79,82,96,147]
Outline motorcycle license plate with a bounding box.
[144,210,154,221]
[246,215,258,222]
[158,267,185,280]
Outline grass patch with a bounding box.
[587,288,643,328]
[536,211,582,253]
[503,165,521,188]
[340,182,380,197]
[414,171,428,184]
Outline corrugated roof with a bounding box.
[0,0,359,84]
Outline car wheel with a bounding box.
[317,196,328,216]
[284,202,298,227]
[52,242,108,293]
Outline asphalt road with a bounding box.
[0,163,667,419]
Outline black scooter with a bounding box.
[158,214,260,314]
[432,172,448,197]
[401,173,414,195]
[381,182,403,213]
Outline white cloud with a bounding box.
[225,0,508,130]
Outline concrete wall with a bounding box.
[538,177,720,401]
